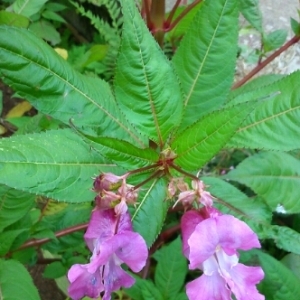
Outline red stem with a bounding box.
[166,0,203,32]
[9,223,88,254]
[166,0,182,24]
[170,162,199,181]
[233,35,300,89]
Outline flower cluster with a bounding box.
[181,207,265,300]
[93,173,138,215]
[68,173,147,300]
[168,177,214,208]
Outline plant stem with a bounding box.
[166,0,202,32]
[233,35,300,89]
[132,169,164,191]
[170,162,199,180]
[8,223,88,255]
[166,0,181,24]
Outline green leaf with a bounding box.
[0,185,35,231]
[267,226,300,255]
[291,18,300,35]
[0,10,29,27]
[263,29,287,52]
[132,178,168,247]
[254,250,300,300]
[43,261,66,279]
[225,152,300,213]
[172,0,238,131]
[281,253,300,279]
[0,129,118,202]
[239,0,263,32]
[42,10,65,23]
[82,134,159,170]
[0,259,41,300]
[114,0,183,145]
[0,26,146,146]
[202,177,272,223]
[125,275,163,300]
[172,101,258,171]
[13,0,48,18]
[228,74,284,102]
[29,20,61,45]
[154,237,188,299]
[0,229,26,255]
[227,71,300,151]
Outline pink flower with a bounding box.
[181,209,264,300]
[68,209,148,300]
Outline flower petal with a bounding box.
[186,274,231,300]
[181,210,205,258]
[228,264,265,300]
[188,218,219,268]
[102,257,135,300]
[68,264,104,300]
[216,215,261,254]
[84,209,132,251]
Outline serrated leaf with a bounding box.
[225,152,300,213]
[254,250,300,300]
[267,225,300,255]
[12,0,48,18]
[114,0,183,146]
[132,178,168,247]
[227,71,300,151]
[171,101,258,171]
[239,0,263,32]
[0,26,146,146]
[172,0,238,131]
[263,29,287,52]
[154,237,188,299]
[202,177,272,223]
[0,259,41,300]
[0,129,118,202]
[229,74,284,102]
[80,134,159,170]
[0,185,35,231]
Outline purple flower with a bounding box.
[68,209,148,300]
[181,208,265,300]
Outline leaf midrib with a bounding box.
[0,45,145,148]
[236,103,300,132]
[184,0,229,107]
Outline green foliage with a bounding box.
[172,0,238,131]
[154,237,188,299]
[227,71,300,151]
[172,101,259,171]
[225,152,300,213]
[0,259,41,300]
[0,129,117,201]
[114,0,183,145]
[254,250,300,300]
[239,0,263,32]
[0,0,300,299]
[132,178,169,247]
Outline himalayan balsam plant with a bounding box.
[1,0,300,299]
